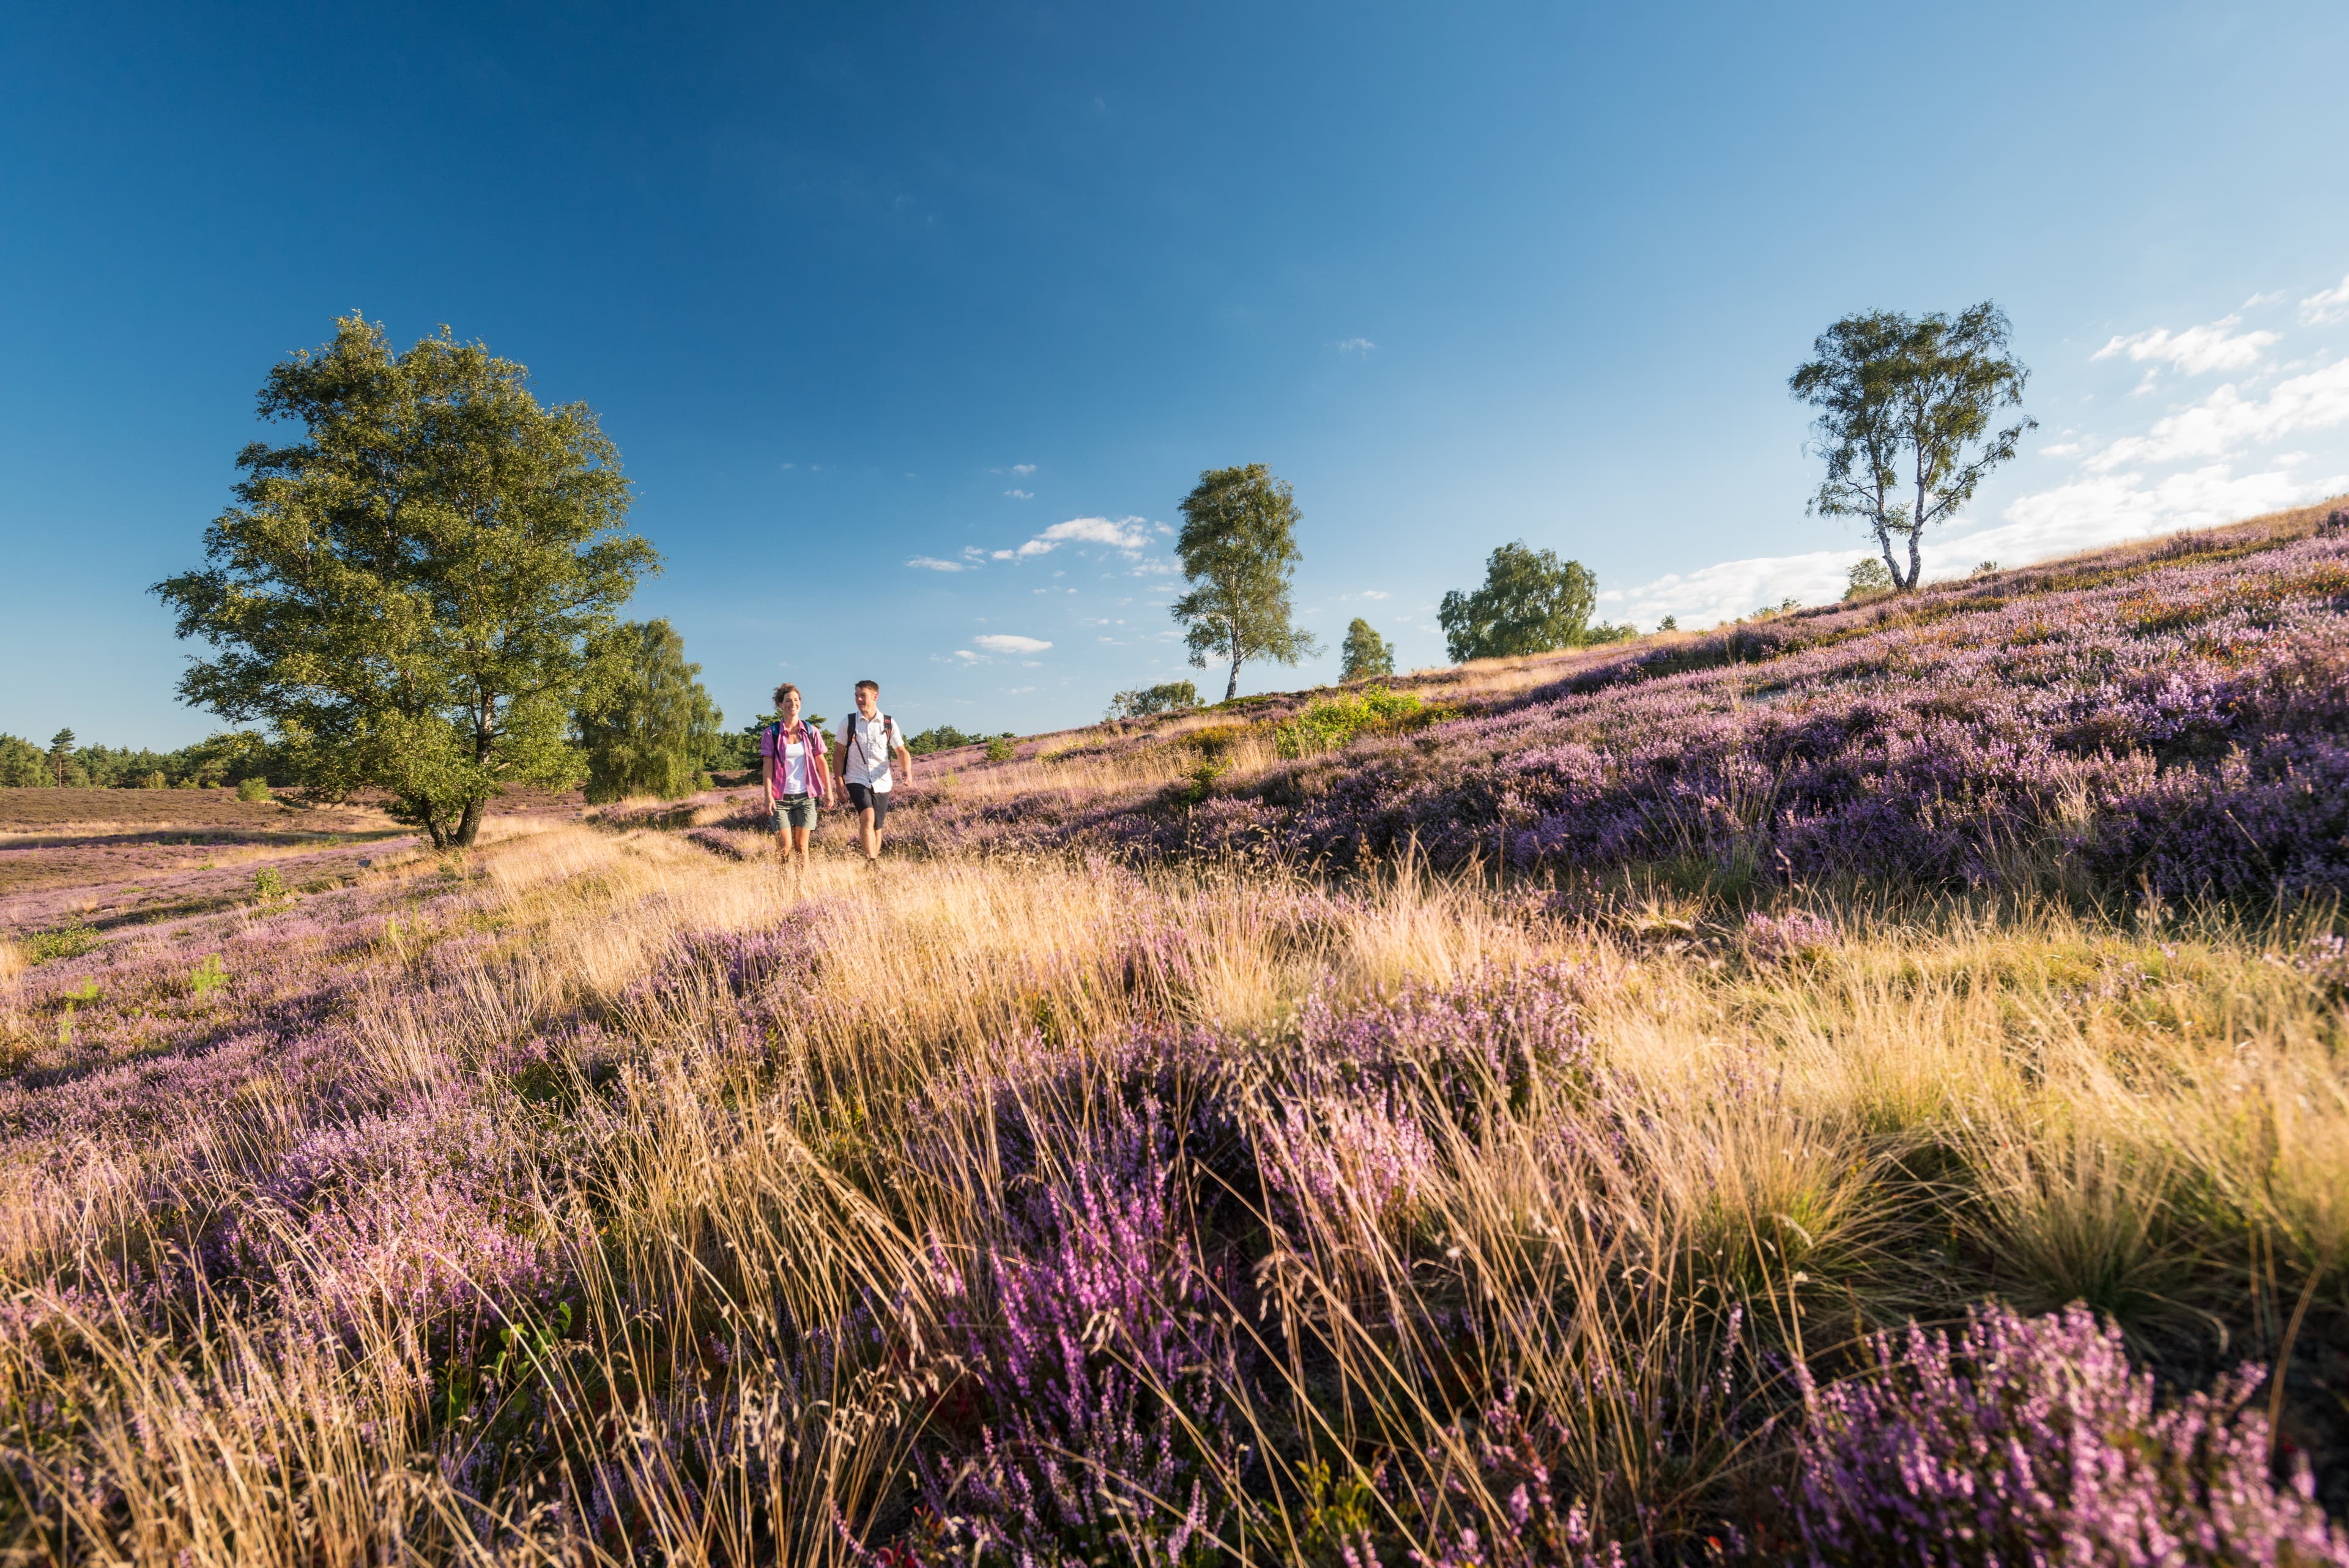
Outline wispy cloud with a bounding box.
[907,555,967,572]
[1335,337,1376,355]
[1979,463,2340,563]
[2093,315,2277,375]
[2301,273,2349,325]
[1612,551,1857,631]
[2086,358,2349,472]
[1014,516,1152,557]
[1004,489,1033,499]
[1011,463,1036,475]
[973,633,1052,655]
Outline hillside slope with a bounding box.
[894,497,2349,906]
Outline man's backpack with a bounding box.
[845,712,898,771]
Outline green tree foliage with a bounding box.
[1339,618,1395,683]
[1170,464,1319,702]
[903,724,984,755]
[1791,302,2033,592]
[46,730,75,788]
[572,619,721,803]
[0,731,276,789]
[1844,557,1894,599]
[1438,542,1628,662]
[0,734,46,787]
[1105,681,1201,721]
[154,315,656,848]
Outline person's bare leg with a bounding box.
[859,808,880,862]
[789,824,812,871]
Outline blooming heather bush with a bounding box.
[1293,961,1597,1119]
[1742,910,1837,964]
[1257,1087,1440,1247]
[891,533,2349,905]
[2285,932,2349,1000]
[1791,1302,2349,1567]
[923,1099,1250,1566]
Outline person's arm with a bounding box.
[811,727,834,802]
[759,737,775,800]
[893,739,915,784]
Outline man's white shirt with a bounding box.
[844,713,895,791]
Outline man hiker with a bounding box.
[759,683,833,870]
[834,678,913,864]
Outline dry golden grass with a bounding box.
[3,809,2346,1562]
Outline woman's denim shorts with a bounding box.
[770,793,818,831]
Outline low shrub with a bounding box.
[23,918,98,965]
[1274,686,1425,757]
[1791,1302,2349,1567]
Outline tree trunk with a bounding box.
[1904,526,1923,592]
[454,795,485,849]
[1875,524,1907,593]
[409,798,451,850]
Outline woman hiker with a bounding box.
[759,682,833,871]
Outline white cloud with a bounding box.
[992,549,1015,560]
[974,633,1052,655]
[2087,358,2349,472]
[1011,463,1036,475]
[1335,337,1376,355]
[951,649,979,663]
[1013,516,1153,557]
[2093,315,2279,375]
[907,555,967,572]
[1614,550,1858,631]
[1004,489,1033,499]
[2301,273,2349,325]
[1983,462,2343,563]
[2040,441,2083,456]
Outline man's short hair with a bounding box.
[855,678,880,697]
[773,682,800,707]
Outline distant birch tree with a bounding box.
[1791,302,2033,592]
[1170,464,1319,701]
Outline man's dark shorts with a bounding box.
[770,793,817,832]
[845,782,891,828]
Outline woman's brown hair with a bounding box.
[773,682,801,707]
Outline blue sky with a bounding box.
[4,1,2348,747]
